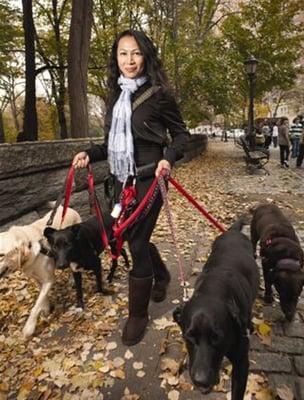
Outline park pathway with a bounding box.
[1,140,304,400]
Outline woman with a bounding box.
[278,117,290,168]
[73,30,190,346]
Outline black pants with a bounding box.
[265,136,272,148]
[297,144,304,167]
[279,145,289,165]
[115,176,163,278]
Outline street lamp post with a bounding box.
[244,55,258,150]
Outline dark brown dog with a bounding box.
[250,203,304,320]
[174,218,259,400]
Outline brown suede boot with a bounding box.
[122,275,153,346]
[150,243,171,302]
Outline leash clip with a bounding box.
[182,282,190,302]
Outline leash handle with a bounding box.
[158,170,189,301]
[46,165,75,227]
[113,176,159,238]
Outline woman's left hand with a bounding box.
[155,159,171,177]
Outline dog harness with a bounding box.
[276,258,301,272]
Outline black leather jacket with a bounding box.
[86,82,190,168]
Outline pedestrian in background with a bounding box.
[272,122,278,148]
[278,117,290,168]
[296,126,304,168]
[290,116,302,158]
[262,122,271,149]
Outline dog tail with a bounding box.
[229,214,249,232]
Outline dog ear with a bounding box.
[227,299,247,335]
[44,227,56,243]
[173,305,184,326]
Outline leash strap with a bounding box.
[87,165,117,259]
[61,166,75,227]
[168,175,226,233]
[46,170,72,227]
[158,171,189,302]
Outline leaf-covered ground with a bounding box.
[1,141,304,400]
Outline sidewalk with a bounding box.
[1,141,304,400]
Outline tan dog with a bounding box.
[0,206,81,337]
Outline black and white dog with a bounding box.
[174,218,259,400]
[44,214,129,308]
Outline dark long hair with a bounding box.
[107,29,168,105]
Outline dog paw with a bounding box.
[22,323,35,338]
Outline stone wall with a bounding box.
[0,134,207,231]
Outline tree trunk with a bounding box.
[53,0,68,138]
[171,0,180,100]
[22,0,38,141]
[10,90,21,133]
[68,0,93,138]
[0,113,5,143]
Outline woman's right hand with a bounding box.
[72,151,90,169]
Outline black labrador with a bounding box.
[174,218,259,400]
[250,203,304,320]
[44,214,129,308]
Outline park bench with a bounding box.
[236,135,270,174]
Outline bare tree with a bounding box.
[0,95,9,143]
[22,0,38,140]
[67,0,93,138]
[35,0,69,139]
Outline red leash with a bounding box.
[61,165,114,258]
[87,165,116,258]
[167,175,226,233]
[61,165,225,263]
[61,166,75,226]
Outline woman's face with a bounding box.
[117,35,144,79]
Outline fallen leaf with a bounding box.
[168,390,180,400]
[154,316,176,330]
[133,362,144,370]
[106,341,117,351]
[258,323,271,336]
[124,349,134,359]
[160,357,180,374]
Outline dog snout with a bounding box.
[191,369,218,393]
[192,371,217,394]
[56,259,69,269]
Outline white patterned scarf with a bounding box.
[108,75,148,182]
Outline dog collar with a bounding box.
[39,241,54,258]
[276,258,301,272]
